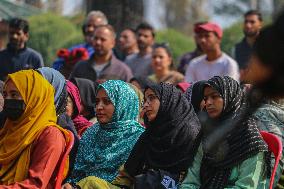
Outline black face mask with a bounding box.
[3,99,26,121]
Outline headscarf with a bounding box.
[185,80,207,113]
[68,80,145,183]
[199,76,268,189]
[67,81,92,137]
[130,76,153,91]
[0,70,68,184]
[70,78,97,119]
[37,67,67,115]
[125,83,201,175]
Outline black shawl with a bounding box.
[70,77,98,119]
[200,76,268,189]
[125,82,201,175]
[185,80,207,113]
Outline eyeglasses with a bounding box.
[143,94,159,105]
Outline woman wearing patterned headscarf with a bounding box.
[0,70,69,188]
[78,83,202,189]
[63,80,144,188]
[181,76,269,189]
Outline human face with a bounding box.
[130,80,142,91]
[95,89,115,124]
[143,88,160,122]
[204,86,224,119]
[9,28,28,50]
[243,14,262,37]
[137,29,154,50]
[3,80,23,100]
[196,31,220,53]
[92,27,115,57]
[85,17,105,36]
[151,47,172,73]
[66,95,74,117]
[119,29,137,51]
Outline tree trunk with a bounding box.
[86,0,144,33]
[24,0,43,8]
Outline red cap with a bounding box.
[194,22,223,39]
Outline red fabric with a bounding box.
[0,127,65,189]
[176,82,191,93]
[66,81,92,137]
[57,48,89,66]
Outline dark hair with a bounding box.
[244,10,263,22]
[121,27,136,35]
[9,18,29,33]
[153,42,172,58]
[94,24,116,38]
[153,42,174,68]
[252,11,284,96]
[135,22,155,38]
[82,23,87,35]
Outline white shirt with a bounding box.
[185,53,239,82]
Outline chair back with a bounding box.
[260,131,282,189]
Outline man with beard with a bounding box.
[69,25,133,82]
[52,11,108,74]
[233,10,263,82]
[0,18,44,81]
[125,22,155,78]
[118,28,139,61]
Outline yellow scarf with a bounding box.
[0,70,69,185]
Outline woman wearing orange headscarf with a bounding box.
[0,70,68,188]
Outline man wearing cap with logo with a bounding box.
[185,22,239,83]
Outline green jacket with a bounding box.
[180,145,268,189]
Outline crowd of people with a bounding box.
[0,7,284,189]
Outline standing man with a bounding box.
[185,22,239,83]
[118,28,139,61]
[70,25,133,82]
[0,18,44,81]
[52,10,108,73]
[178,22,205,75]
[125,22,155,78]
[233,10,263,82]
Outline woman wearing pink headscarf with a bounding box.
[66,81,93,137]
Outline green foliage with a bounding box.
[156,29,195,67]
[221,22,243,56]
[28,13,82,67]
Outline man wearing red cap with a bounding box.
[185,22,239,83]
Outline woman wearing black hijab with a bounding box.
[185,80,207,114]
[101,82,201,188]
[70,77,98,121]
[181,76,269,189]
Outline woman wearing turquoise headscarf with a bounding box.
[63,80,144,188]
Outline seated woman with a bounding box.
[66,81,92,137]
[73,83,201,189]
[185,80,207,114]
[181,76,269,189]
[148,43,184,85]
[0,70,68,188]
[62,80,144,188]
[70,77,97,122]
[37,67,78,137]
[129,76,153,92]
